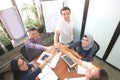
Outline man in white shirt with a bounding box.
[54,7,74,45]
[59,45,109,80]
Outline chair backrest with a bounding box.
[19,45,29,61]
[92,41,100,57]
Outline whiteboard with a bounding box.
[0,7,26,40]
[41,1,63,33]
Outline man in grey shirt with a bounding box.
[54,7,74,45]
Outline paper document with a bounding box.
[37,52,61,68]
[77,65,86,74]
[38,65,58,80]
[38,65,51,78]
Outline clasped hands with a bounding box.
[54,42,70,54]
[54,42,81,59]
[47,43,81,59]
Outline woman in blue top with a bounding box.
[10,49,57,80]
[69,34,94,62]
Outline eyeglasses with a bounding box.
[18,60,25,68]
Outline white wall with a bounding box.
[106,36,120,69]
[0,0,13,10]
[84,0,120,58]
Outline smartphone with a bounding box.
[68,67,76,72]
[41,54,49,60]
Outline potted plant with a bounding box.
[33,17,44,33]
[29,2,45,33]
[0,28,14,51]
[21,1,44,32]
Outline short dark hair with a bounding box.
[99,69,109,80]
[60,7,71,14]
[89,68,109,80]
[27,27,38,33]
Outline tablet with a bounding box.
[61,54,76,67]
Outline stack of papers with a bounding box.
[36,52,61,68]
[38,65,58,80]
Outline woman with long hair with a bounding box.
[10,48,57,80]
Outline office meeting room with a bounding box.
[0,0,120,80]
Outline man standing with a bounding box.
[54,7,74,45]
